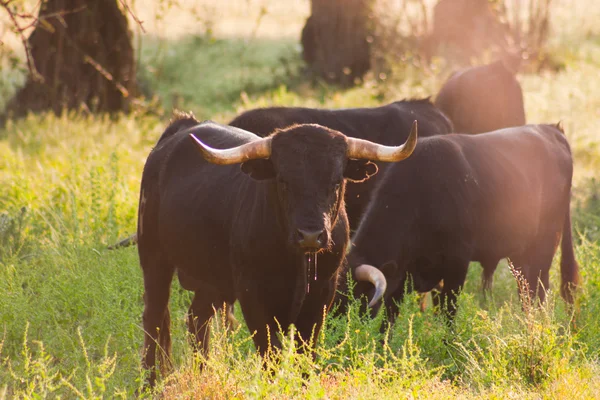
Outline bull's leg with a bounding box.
[509,237,555,309]
[508,254,539,312]
[371,283,406,336]
[523,233,560,304]
[140,254,175,388]
[238,288,285,356]
[507,255,529,294]
[480,258,499,296]
[418,284,442,313]
[157,307,172,375]
[225,302,239,330]
[418,293,428,312]
[439,261,469,324]
[430,281,444,309]
[187,287,229,358]
[536,268,551,304]
[293,279,338,352]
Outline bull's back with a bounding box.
[362,126,572,259]
[229,108,300,136]
[229,106,389,140]
[435,62,525,134]
[230,101,451,141]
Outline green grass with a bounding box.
[137,34,303,118]
[1,1,600,397]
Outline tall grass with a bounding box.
[1,110,599,397]
[1,0,600,397]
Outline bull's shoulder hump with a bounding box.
[530,124,572,150]
[498,124,565,142]
[452,125,567,155]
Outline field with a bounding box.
[1,0,600,398]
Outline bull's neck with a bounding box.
[264,180,311,325]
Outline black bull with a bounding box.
[346,124,579,323]
[137,115,417,386]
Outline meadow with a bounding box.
[1,0,600,398]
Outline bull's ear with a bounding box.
[240,159,275,180]
[344,159,378,182]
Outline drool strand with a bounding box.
[305,252,318,294]
[306,252,312,293]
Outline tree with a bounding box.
[301,0,372,86]
[2,0,138,119]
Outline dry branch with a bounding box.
[0,0,41,80]
[118,0,145,33]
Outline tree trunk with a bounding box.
[4,0,137,119]
[301,0,372,86]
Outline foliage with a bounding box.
[137,35,302,119]
[494,0,556,69]
[369,0,434,82]
[370,0,561,79]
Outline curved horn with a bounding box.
[347,120,418,162]
[189,134,272,165]
[354,264,387,307]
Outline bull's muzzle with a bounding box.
[296,228,327,251]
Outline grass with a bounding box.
[137,34,303,117]
[1,0,600,398]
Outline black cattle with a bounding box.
[107,99,451,250]
[229,99,453,230]
[435,57,526,134]
[346,124,579,324]
[137,112,417,386]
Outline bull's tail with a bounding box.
[560,205,579,303]
[108,233,138,250]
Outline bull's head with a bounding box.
[190,121,417,251]
[190,122,417,300]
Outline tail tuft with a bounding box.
[560,206,579,303]
[108,233,138,250]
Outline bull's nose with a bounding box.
[296,229,326,249]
